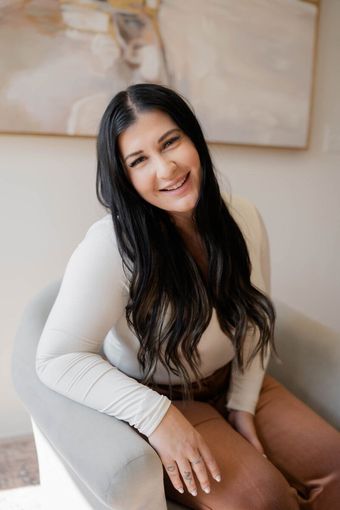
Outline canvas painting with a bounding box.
[0,0,319,147]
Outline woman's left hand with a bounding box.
[227,409,266,457]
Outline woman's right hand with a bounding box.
[148,404,222,496]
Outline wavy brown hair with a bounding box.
[96,83,277,400]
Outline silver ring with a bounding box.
[190,456,203,465]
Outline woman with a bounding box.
[36,83,340,509]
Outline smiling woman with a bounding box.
[118,110,202,228]
[36,83,340,510]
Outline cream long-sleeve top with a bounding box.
[36,194,271,438]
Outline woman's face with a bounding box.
[118,110,202,224]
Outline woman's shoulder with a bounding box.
[68,213,121,269]
[62,212,127,286]
[83,213,118,247]
[221,192,270,292]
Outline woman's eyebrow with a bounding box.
[124,128,181,162]
[158,127,181,143]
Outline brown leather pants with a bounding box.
[149,364,340,510]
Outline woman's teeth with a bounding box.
[163,173,188,191]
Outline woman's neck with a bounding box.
[172,219,208,281]
[169,211,198,241]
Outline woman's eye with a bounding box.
[163,135,180,149]
[128,136,180,167]
[129,156,145,168]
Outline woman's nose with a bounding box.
[156,157,177,177]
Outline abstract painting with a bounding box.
[0,0,319,147]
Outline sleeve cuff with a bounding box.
[134,391,172,438]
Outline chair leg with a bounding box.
[31,418,94,510]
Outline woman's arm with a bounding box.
[224,195,272,415]
[223,196,272,453]
[36,218,223,495]
[36,218,171,438]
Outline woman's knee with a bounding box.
[227,462,299,510]
[251,481,298,510]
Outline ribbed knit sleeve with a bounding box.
[35,218,171,438]
[224,195,272,414]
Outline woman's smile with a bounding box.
[159,171,190,193]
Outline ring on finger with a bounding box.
[190,455,203,465]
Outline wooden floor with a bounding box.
[0,435,40,490]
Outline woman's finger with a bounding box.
[188,451,211,494]
[177,458,198,496]
[163,457,185,494]
[197,436,222,483]
[228,409,265,455]
[243,431,265,454]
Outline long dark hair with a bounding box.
[96,83,276,400]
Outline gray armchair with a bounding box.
[12,280,340,510]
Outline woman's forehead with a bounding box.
[118,110,179,154]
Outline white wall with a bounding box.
[1,0,339,439]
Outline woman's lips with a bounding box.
[160,172,190,194]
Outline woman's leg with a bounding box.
[163,400,300,510]
[254,375,340,509]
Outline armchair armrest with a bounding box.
[11,281,171,510]
[268,299,340,430]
